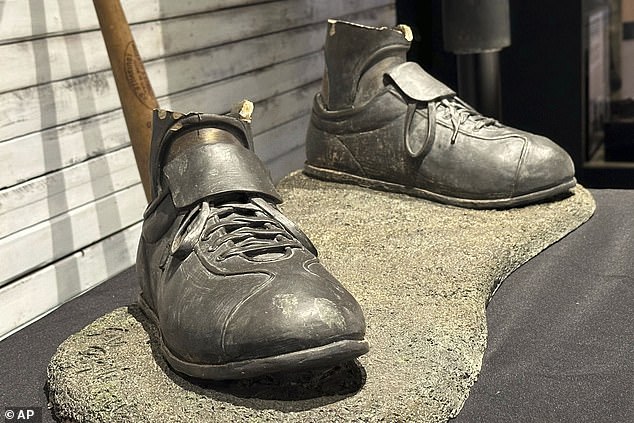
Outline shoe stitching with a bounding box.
[331,134,368,178]
[220,271,275,357]
[512,139,530,198]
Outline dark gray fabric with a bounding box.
[386,62,456,101]
[454,189,634,422]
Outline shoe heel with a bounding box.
[305,118,364,177]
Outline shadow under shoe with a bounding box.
[305,20,576,209]
[137,103,368,380]
[128,304,367,410]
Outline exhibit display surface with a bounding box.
[305,21,577,209]
[47,173,594,422]
[136,104,368,380]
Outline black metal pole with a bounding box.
[457,52,502,118]
[442,0,510,119]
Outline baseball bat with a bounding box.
[94,0,158,201]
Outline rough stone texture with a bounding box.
[47,172,595,422]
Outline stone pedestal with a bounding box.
[47,173,595,422]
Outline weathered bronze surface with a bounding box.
[137,103,368,380]
[305,20,576,209]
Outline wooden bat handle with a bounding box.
[94,0,158,201]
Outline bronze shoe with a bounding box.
[137,102,368,380]
[305,20,576,209]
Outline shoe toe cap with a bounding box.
[514,135,575,197]
[222,261,367,362]
[159,254,367,367]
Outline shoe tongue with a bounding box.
[386,62,455,102]
[163,139,281,209]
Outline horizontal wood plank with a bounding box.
[249,81,320,136]
[0,5,393,191]
[0,0,393,93]
[266,144,307,183]
[0,0,272,44]
[0,109,128,189]
[0,51,323,227]
[0,48,321,190]
[0,23,319,142]
[0,222,141,340]
[0,147,139,238]
[0,54,322,237]
[254,113,311,164]
[166,51,324,118]
[0,183,146,287]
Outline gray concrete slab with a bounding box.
[47,172,595,422]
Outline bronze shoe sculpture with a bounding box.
[305,20,576,209]
[137,101,368,380]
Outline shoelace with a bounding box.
[404,97,498,158]
[171,198,311,262]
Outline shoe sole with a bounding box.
[138,295,369,380]
[304,164,577,209]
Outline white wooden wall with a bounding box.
[0,0,396,339]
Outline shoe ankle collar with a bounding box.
[323,20,410,110]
